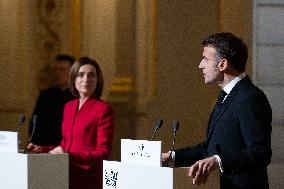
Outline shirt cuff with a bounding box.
[168,151,175,167]
[214,155,224,172]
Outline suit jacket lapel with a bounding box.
[206,93,235,140]
[205,76,251,143]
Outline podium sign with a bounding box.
[0,131,18,153]
[121,139,161,166]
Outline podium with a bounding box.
[103,139,219,189]
[0,152,69,189]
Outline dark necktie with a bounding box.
[214,90,227,112]
[207,90,227,137]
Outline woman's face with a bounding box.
[75,64,97,98]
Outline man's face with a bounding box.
[199,46,223,84]
[52,61,71,87]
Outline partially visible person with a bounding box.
[28,57,115,189]
[162,32,272,189]
[28,54,75,146]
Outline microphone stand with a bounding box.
[150,129,158,141]
[24,115,38,153]
[166,120,179,167]
[16,114,26,152]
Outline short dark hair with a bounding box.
[54,54,75,66]
[202,32,248,72]
[68,57,104,98]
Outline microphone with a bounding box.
[166,120,180,167]
[172,120,180,134]
[24,115,38,153]
[150,119,163,141]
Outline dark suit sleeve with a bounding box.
[174,142,207,167]
[220,92,272,173]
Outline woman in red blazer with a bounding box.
[28,57,115,189]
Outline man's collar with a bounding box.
[223,73,246,94]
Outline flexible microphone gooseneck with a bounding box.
[16,114,26,133]
[150,119,164,141]
[166,120,180,167]
[24,115,38,153]
[16,114,26,149]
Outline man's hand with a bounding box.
[161,152,171,163]
[188,156,219,185]
[26,143,43,153]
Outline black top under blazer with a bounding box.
[175,76,272,189]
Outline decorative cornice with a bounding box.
[110,77,135,93]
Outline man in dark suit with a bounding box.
[162,32,272,189]
[28,54,75,147]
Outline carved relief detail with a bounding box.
[35,0,64,89]
[36,0,64,61]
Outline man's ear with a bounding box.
[218,59,228,71]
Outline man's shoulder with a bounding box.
[65,98,77,106]
[233,79,271,109]
[240,80,266,97]
[39,87,60,96]
[234,77,265,96]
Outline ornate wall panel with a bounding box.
[31,0,73,89]
[0,0,73,148]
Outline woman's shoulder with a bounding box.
[65,98,78,107]
[89,98,113,111]
[93,98,111,107]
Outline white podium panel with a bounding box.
[120,163,172,189]
[0,152,68,189]
[103,161,219,189]
[103,160,172,189]
[103,139,219,189]
[0,152,27,189]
